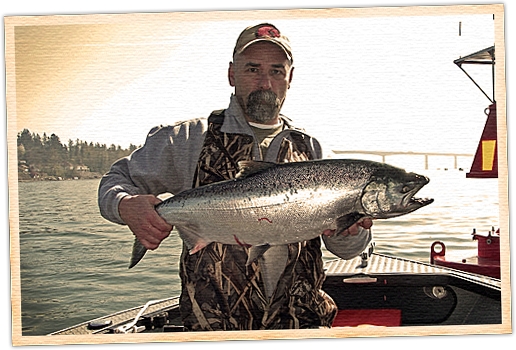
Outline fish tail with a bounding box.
[129,237,148,269]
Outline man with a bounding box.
[98,23,372,331]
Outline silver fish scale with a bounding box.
[158,188,345,246]
[165,160,375,211]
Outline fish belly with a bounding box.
[160,199,337,248]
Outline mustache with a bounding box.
[245,90,280,123]
[247,90,279,106]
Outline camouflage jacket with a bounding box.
[179,108,337,331]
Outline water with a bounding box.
[16,171,500,336]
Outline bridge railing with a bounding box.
[331,150,473,170]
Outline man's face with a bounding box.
[229,41,294,124]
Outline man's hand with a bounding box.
[119,195,173,250]
[322,218,373,237]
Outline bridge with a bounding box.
[331,150,474,170]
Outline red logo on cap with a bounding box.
[256,26,280,38]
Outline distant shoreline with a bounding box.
[18,172,103,183]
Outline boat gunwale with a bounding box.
[48,296,181,336]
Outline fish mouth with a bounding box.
[401,176,434,212]
[403,195,434,211]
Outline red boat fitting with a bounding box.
[430,227,500,279]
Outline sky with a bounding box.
[10,7,498,165]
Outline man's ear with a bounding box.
[228,61,235,87]
[288,66,294,89]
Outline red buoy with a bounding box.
[466,103,498,178]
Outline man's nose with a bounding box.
[257,72,272,89]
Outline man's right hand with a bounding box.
[118,195,173,250]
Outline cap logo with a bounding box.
[256,26,280,38]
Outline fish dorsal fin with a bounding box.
[236,161,276,179]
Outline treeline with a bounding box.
[17,128,140,180]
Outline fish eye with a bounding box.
[401,186,411,193]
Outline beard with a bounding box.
[245,90,281,124]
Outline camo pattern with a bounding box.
[179,111,337,331]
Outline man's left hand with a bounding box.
[322,218,373,237]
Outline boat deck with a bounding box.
[325,252,501,290]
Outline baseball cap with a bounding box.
[233,23,293,63]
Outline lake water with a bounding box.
[15,169,500,336]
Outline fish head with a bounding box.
[360,167,434,219]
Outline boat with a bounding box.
[428,45,501,278]
[49,247,501,335]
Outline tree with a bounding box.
[17,129,33,149]
[17,129,140,179]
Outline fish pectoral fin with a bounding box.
[246,243,271,266]
[129,237,148,269]
[335,213,366,236]
[176,225,210,254]
[236,160,276,179]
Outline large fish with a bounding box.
[129,159,433,268]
